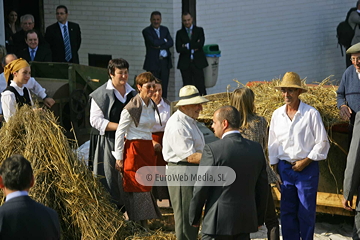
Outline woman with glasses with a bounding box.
[230,87,280,240]
[89,58,136,212]
[113,72,162,228]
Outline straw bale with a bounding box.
[0,106,175,239]
[199,77,342,129]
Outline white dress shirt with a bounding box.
[0,73,46,114]
[162,110,205,163]
[268,101,330,165]
[1,81,34,122]
[90,80,134,135]
[151,98,170,133]
[112,98,156,160]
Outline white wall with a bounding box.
[43,0,356,99]
[197,0,356,94]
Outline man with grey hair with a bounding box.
[12,14,47,54]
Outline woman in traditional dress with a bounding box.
[151,79,170,202]
[230,87,280,240]
[113,72,161,228]
[2,58,33,122]
[89,58,136,210]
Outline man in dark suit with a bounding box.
[142,11,173,98]
[189,106,268,240]
[45,5,81,64]
[17,30,52,62]
[0,154,60,239]
[176,12,208,96]
[11,14,48,54]
[343,112,360,239]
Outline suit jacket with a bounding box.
[343,112,360,210]
[142,25,173,71]
[11,29,48,54]
[17,45,52,62]
[189,133,268,236]
[0,196,60,240]
[45,21,81,63]
[176,25,208,70]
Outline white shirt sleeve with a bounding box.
[1,91,16,122]
[306,111,330,161]
[89,99,110,135]
[24,77,47,99]
[112,109,132,160]
[268,113,280,165]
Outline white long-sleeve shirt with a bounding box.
[268,101,330,165]
[0,73,46,114]
[89,80,134,135]
[112,98,156,160]
[1,81,34,122]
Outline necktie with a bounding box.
[155,28,160,38]
[30,49,35,61]
[63,25,72,62]
[187,28,191,39]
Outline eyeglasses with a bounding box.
[350,57,360,62]
[143,84,156,89]
[280,88,297,94]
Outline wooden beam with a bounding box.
[271,187,357,216]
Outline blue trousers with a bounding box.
[278,160,319,240]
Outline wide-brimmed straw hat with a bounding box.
[175,85,209,107]
[346,42,360,54]
[274,72,307,93]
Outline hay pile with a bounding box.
[200,77,342,128]
[0,106,175,240]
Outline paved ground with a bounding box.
[158,200,354,240]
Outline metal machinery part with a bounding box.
[30,62,108,145]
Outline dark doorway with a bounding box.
[3,0,44,34]
[182,0,196,24]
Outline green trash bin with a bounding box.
[203,44,221,88]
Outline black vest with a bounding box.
[5,86,31,107]
[90,91,134,139]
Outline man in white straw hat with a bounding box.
[162,85,209,240]
[268,72,330,240]
[337,42,360,144]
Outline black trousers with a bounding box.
[202,233,250,240]
[149,58,170,98]
[265,185,280,240]
[180,62,207,96]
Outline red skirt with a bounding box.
[123,139,156,192]
[152,132,167,167]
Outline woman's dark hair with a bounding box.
[0,154,33,191]
[108,58,129,76]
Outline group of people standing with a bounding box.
[5,5,81,64]
[88,48,331,240]
[142,11,209,98]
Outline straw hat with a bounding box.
[346,42,360,54]
[175,85,209,107]
[274,72,307,93]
